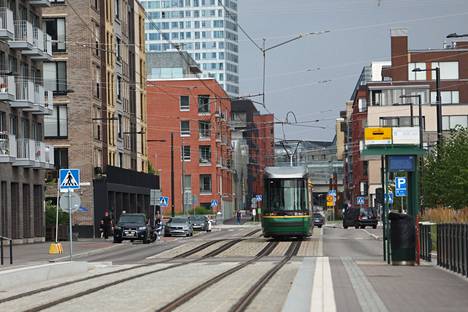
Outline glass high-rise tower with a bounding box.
[140,0,239,96]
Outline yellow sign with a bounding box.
[326,195,334,207]
[365,127,392,145]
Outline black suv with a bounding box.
[113,213,155,244]
[357,207,378,229]
[343,208,360,229]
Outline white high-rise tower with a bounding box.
[140,0,239,96]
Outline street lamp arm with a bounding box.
[263,30,330,52]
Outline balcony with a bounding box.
[29,0,51,7]
[13,138,53,168]
[0,132,17,162]
[10,78,34,108]
[0,75,15,101]
[0,7,14,40]
[23,26,45,57]
[31,84,52,115]
[9,20,33,50]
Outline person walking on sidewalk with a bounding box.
[101,211,113,239]
[236,209,241,225]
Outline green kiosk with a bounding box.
[361,127,425,265]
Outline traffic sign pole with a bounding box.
[68,188,72,261]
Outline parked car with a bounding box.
[313,213,325,228]
[357,207,378,229]
[342,208,360,229]
[164,217,193,237]
[113,213,155,244]
[190,215,211,232]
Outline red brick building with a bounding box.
[147,78,233,216]
[252,114,275,196]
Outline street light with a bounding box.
[412,67,442,142]
[261,31,330,106]
[400,94,423,149]
[446,33,468,38]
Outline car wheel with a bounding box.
[360,226,365,229]
[113,238,122,243]
[355,225,359,229]
[130,239,134,242]
[318,225,322,228]
[373,225,377,229]
[343,225,348,229]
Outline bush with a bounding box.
[422,208,468,223]
[186,206,212,215]
[45,200,69,226]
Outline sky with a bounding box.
[238,0,468,141]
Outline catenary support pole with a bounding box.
[171,132,175,217]
[68,188,72,261]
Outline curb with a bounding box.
[50,243,125,262]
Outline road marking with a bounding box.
[281,257,316,312]
[341,257,388,312]
[361,228,380,239]
[311,257,337,312]
[318,227,323,256]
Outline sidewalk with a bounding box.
[0,239,119,268]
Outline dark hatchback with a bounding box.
[190,215,211,232]
[113,213,155,244]
[313,213,325,228]
[357,207,378,229]
[343,208,360,229]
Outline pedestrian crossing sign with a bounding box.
[59,169,80,190]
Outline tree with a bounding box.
[422,127,468,209]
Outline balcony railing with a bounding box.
[0,7,14,40]
[29,0,51,7]
[0,132,17,162]
[15,138,35,165]
[9,20,34,49]
[0,75,15,101]
[12,78,35,106]
[13,138,52,168]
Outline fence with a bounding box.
[419,222,434,262]
[0,236,13,265]
[437,224,468,277]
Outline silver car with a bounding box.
[164,217,193,237]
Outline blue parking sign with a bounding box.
[395,177,407,197]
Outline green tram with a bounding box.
[261,166,313,239]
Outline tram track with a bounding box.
[156,240,298,312]
[0,229,259,307]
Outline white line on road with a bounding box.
[361,228,380,239]
[310,257,337,312]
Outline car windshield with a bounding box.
[169,217,188,223]
[313,213,322,218]
[118,214,145,224]
[360,208,375,217]
[191,216,205,221]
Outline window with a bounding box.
[358,98,367,112]
[180,120,190,136]
[44,105,68,138]
[200,174,212,193]
[116,37,121,61]
[199,145,211,164]
[117,75,122,100]
[380,116,425,128]
[45,18,66,52]
[43,62,67,94]
[442,115,468,130]
[180,95,189,111]
[182,145,191,161]
[431,62,459,80]
[118,114,122,138]
[199,121,210,138]
[431,91,459,104]
[408,62,426,80]
[54,148,69,170]
[0,111,5,132]
[114,0,120,19]
[198,95,210,113]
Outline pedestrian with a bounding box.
[98,220,104,238]
[155,212,162,240]
[236,209,241,225]
[101,210,113,239]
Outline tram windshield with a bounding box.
[265,179,307,211]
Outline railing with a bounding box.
[419,222,434,262]
[44,33,52,57]
[0,131,8,155]
[33,26,44,51]
[437,224,468,278]
[16,138,34,160]
[0,236,13,265]
[14,20,33,43]
[0,74,15,97]
[45,90,53,110]
[45,144,54,165]
[34,83,45,108]
[15,78,35,102]
[0,7,14,34]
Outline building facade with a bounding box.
[147,76,234,217]
[140,0,239,96]
[345,29,468,208]
[230,100,274,211]
[43,0,154,238]
[0,0,54,242]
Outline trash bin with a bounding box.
[389,212,415,265]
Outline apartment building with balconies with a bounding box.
[0,0,54,243]
[42,0,155,238]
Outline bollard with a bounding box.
[9,239,12,265]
